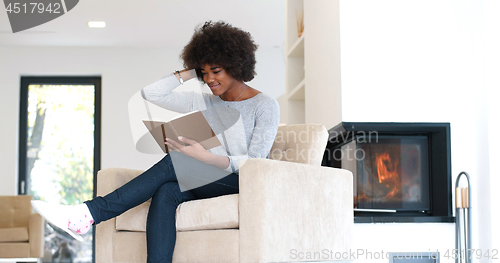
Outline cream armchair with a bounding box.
[96,124,353,263]
[0,195,44,260]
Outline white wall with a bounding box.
[484,0,500,253]
[0,46,284,196]
[339,0,495,262]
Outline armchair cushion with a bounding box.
[0,227,29,242]
[115,191,239,232]
[270,124,328,166]
[175,194,239,231]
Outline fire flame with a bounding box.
[375,152,400,198]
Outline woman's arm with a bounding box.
[141,69,199,113]
[205,153,230,170]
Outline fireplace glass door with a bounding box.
[350,135,430,211]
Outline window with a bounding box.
[19,76,101,263]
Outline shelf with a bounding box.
[287,78,305,100]
[284,0,305,125]
[287,34,304,58]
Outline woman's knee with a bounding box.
[156,182,180,195]
[154,182,194,204]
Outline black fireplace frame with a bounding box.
[322,122,454,223]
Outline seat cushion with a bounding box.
[175,194,239,231]
[0,227,29,242]
[115,194,239,232]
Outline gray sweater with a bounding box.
[141,74,280,173]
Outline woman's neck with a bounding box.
[220,81,249,101]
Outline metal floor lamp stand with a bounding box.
[455,171,472,263]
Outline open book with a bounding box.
[143,111,221,153]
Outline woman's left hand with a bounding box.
[165,136,209,163]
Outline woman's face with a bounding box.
[200,64,236,96]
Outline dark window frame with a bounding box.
[18,76,101,263]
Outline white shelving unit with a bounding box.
[288,78,305,100]
[282,0,342,129]
[285,0,305,124]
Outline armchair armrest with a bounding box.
[239,158,353,263]
[95,168,143,263]
[29,213,44,258]
[96,168,144,196]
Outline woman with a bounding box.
[32,21,279,263]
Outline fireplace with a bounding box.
[322,122,454,223]
[348,135,430,211]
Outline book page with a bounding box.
[143,110,221,153]
[169,111,221,149]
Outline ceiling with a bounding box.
[0,0,285,48]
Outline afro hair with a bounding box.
[181,21,258,82]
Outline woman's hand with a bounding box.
[165,136,209,163]
[165,136,230,170]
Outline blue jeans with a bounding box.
[85,153,239,263]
